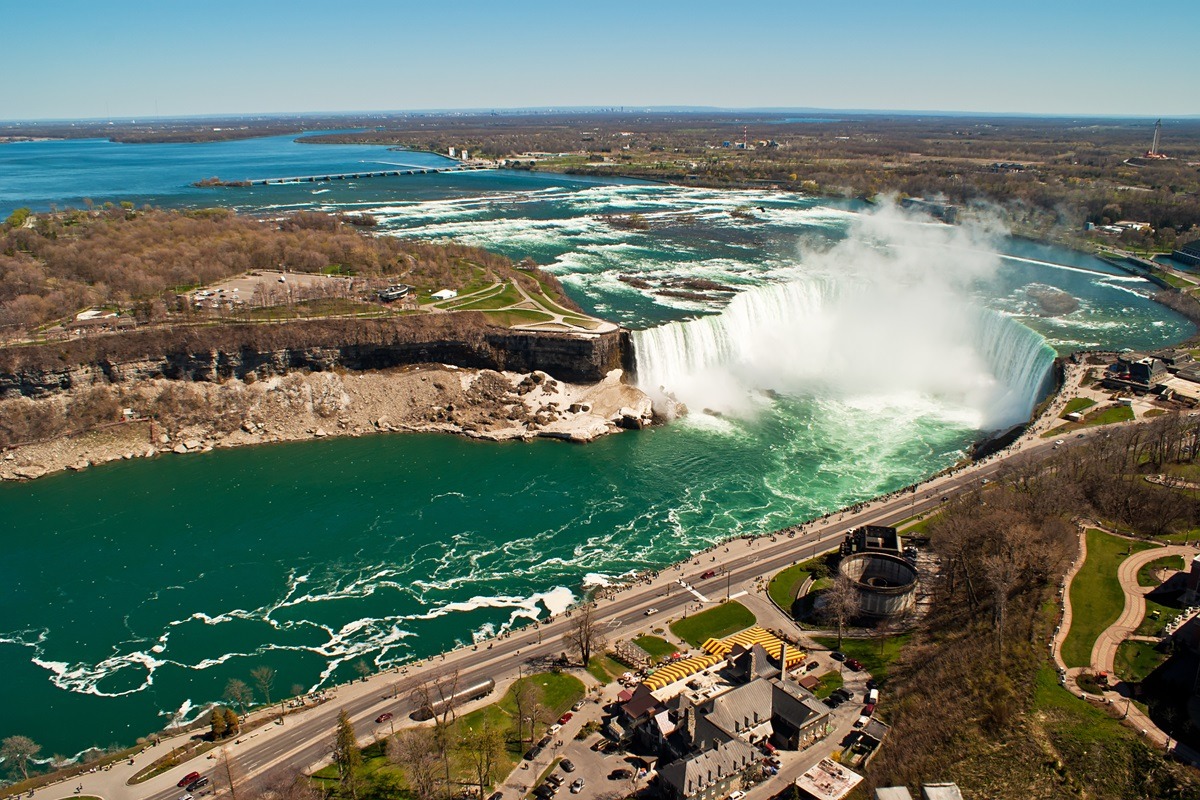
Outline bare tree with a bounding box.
[251,666,277,706]
[388,728,445,800]
[563,602,607,667]
[819,573,859,649]
[460,718,504,799]
[0,735,40,781]
[511,666,544,748]
[215,747,242,800]
[224,678,254,719]
[411,670,461,788]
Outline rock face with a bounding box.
[0,318,633,399]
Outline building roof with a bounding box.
[875,789,914,800]
[921,784,964,800]
[658,738,758,798]
[795,758,863,800]
[621,683,660,720]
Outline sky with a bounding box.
[3,0,1198,121]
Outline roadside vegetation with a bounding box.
[668,601,755,647]
[632,635,676,660]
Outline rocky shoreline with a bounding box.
[0,365,655,483]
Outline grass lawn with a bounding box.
[587,654,632,684]
[811,634,910,685]
[1138,554,1185,587]
[814,671,844,699]
[1114,640,1168,683]
[1061,397,1097,417]
[767,562,812,614]
[633,635,677,660]
[1085,404,1136,426]
[452,282,523,310]
[1135,598,1179,637]
[1061,529,1152,668]
[897,511,943,537]
[669,601,756,647]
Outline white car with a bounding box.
[644,607,658,616]
[570,779,585,794]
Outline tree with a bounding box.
[224,678,253,718]
[411,670,461,788]
[210,707,229,740]
[1,735,41,781]
[331,709,363,800]
[819,573,859,649]
[224,707,240,737]
[387,728,444,800]
[353,660,372,682]
[215,747,242,800]
[563,602,606,667]
[511,666,544,747]
[251,665,277,706]
[461,719,504,799]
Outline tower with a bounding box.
[1151,119,1162,156]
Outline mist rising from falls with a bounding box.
[631,205,1057,432]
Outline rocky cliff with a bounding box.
[0,316,634,398]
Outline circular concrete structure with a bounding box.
[838,553,918,618]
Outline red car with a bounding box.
[178,772,201,788]
[558,712,573,725]
[700,570,716,579]
[846,658,864,671]
[375,712,394,723]
[863,703,876,716]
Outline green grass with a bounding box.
[767,562,811,613]
[669,601,756,647]
[811,634,911,685]
[633,635,677,660]
[1061,529,1152,668]
[481,309,557,328]
[1114,640,1168,683]
[814,671,844,699]
[1135,598,1179,637]
[1061,397,1097,417]
[897,512,942,537]
[1138,554,1185,587]
[451,282,523,310]
[587,654,632,684]
[1084,404,1136,426]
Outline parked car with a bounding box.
[558,712,574,725]
[700,570,716,579]
[866,678,878,690]
[806,660,819,671]
[375,712,393,723]
[547,775,564,786]
[524,746,543,761]
[186,777,210,793]
[846,658,863,671]
[830,651,846,662]
[538,735,552,748]
[572,699,585,711]
[728,792,747,800]
[178,772,202,788]
[487,793,503,800]
[863,703,876,715]
[561,759,576,772]
[547,723,562,736]
[825,696,843,708]
[610,768,633,780]
[570,779,586,794]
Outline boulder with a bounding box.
[173,444,188,454]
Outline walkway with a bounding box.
[1053,525,1200,763]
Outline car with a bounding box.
[179,795,193,800]
[645,607,659,616]
[570,779,586,794]
[830,651,846,662]
[1055,439,1065,446]
[487,793,504,800]
[590,739,607,751]
[561,759,576,772]
[1076,433,1086,439]
[846,658,863,671]
[866,678,878,690]
[534,787,555,800]
[806,660,819,671]
[524,746,543,760]
[547,775,565,786]
[825,696,842,708]
[375,712,393,724]
[547,723,562,736]
[863,703,876,715]
[728,792,747,800]
[610,769,633,780]
[572,699,585,711]
[700,570,716,579]
[186,777,210,793]
[558,712,573,725]
[178,772,202,788]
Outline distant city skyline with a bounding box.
[3,0,1198,121]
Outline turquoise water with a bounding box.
[0,135,1193,758]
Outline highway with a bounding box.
[134,434,1067,800]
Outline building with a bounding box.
[875,789,914,800]
[921,783,964,800]
[376,284,411,302]
[1173,239,1200,268]
[657,738,757,800]
[795,758,863,800]
[1103,354,1169,394]
[431,289,458,301]
[842,526,902,557]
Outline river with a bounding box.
[0,133,1192,759]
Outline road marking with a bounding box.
[678,579,709,603]
[729,590,748,600]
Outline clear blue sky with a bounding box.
[4,0,1197,121]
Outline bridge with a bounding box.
[246,163,491,185]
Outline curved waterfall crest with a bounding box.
[631,277,1055,430]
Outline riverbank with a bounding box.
[0,365,653,482]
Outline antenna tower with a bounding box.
[1151,119,1162,156]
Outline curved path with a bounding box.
[1054,528,1200,762]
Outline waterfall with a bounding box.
[631,277,1055,431]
